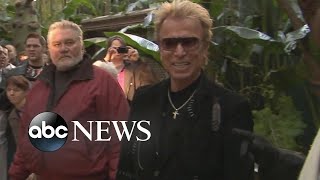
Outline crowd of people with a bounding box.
[0,0,319,180]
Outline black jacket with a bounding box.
[117,74,254,180]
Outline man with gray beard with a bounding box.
[9,20,129,180]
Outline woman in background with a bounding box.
[6,75,36,180]
[6,75,30,146]
[0,75,31,180]
[103,35,159,103]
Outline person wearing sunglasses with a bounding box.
[116,0,254,180]
[102,35,159,104]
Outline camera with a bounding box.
[117,46,128,54]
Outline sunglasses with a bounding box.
[160,37,200,51]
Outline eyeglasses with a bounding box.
[160,37,200,51]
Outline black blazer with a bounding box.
[117,74,254,180]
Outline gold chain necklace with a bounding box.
[167,88,197,119]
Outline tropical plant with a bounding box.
[97,0,313,152]
[0,0,15,42]
[208,0,315,151]
[37,0,102,35]
[84,32,160,64]
[253,94,306,150]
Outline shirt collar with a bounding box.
[38,54,94,86]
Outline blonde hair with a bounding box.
[154,0,213,44]
[47,20,83,45]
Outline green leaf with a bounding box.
[253,95,306,150]
[265,64,307,90]
[6,5,15,17]
[209,0,225,18]
[214,26,276,42]
[83,37,107,48]
[119,24,143,33]
[126,1,143,13]
[212,25,286,58]
[91,47,106,60]
[63,0,98,18]
[143,11,154,27]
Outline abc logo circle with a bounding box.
[28,112,68,152]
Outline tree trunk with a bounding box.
[276,0,320,96]
[105,0,111,15]
[12,0,40,53]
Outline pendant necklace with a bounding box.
[167,88,197,119]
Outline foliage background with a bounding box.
[1,0,319,153]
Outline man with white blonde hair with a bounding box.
[116,0,253,179]
[9,20,129,180]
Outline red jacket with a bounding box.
[9,58,129,180]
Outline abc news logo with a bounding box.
[28,112,151,152]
